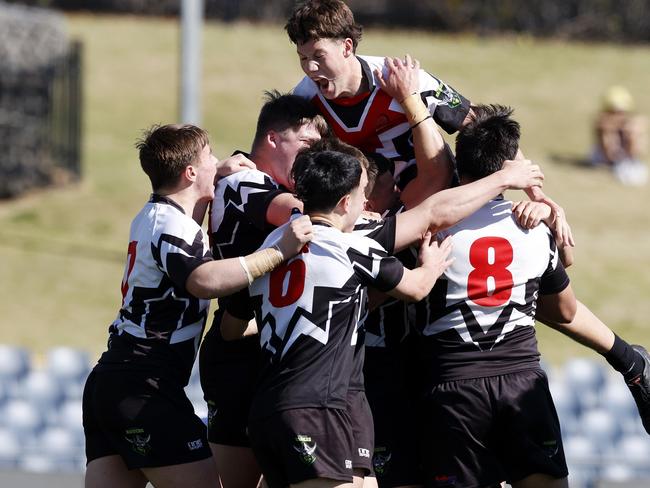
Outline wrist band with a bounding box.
[410,115,432,129]
[238,256,253,285]
[245,246,285,280]
[400,93,430,127]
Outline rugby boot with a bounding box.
[628,345,650,435]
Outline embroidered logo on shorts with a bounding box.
[293,434,317,465]
[125,428,151,456]
[345,459,352,469]
[187,439,204,451]
[372,446,392,476]
[542,439,559,457]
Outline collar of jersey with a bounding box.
[150,193,185,214]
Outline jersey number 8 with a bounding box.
[467,236,513,307]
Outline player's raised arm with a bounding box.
[186,214,313,298]
[392,158,544,252]
[375,55,453,208]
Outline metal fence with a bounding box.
[0,40,82,199]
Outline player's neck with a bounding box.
[309,212,343,230]
[340,56,368,98]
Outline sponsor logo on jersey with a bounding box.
[372,446,392,476]
[125,428,151,456]
[293,434,317,465]
[433,474,457,487]
[187,439,204,451]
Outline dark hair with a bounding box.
[455,104,520,180]
[292,150,362,213]
[252,90,329,148]
[136,124,209,191]
[285,0,363,52]
[304,137,376,196]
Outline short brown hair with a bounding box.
[136,124,210,192]
[285,0,363,52]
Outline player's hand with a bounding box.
[216,153,256,178]
[546,201,575,248]
[417,232,454,278]
[375,54,421,102]
[501,159,544,190]
[276,215,313,259]
[512,201,551,229]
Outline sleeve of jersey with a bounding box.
[419,71,471,134]
[243,179,285,231]
[225,288,254,321]
[352,216,397,255]
[539,236,571,295]
[348,244,405,293]
[158,229,213,293]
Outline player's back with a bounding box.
[415,197,562,384]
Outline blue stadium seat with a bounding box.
[1,398,44,438]
[0,427,20,469]
[45,347,91,399]
[612,434,650,469]
[40,426,83,461]
[600,463,636,483]
[600,375,638,417]
[563,434,600,462]
[549,378,580,419]
[563,358,604,412]
[579,407,621,445]
[55,399,84,439]
[17,370,65,420]
[0,344,30,388]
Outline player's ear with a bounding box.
[342,38,354,58]
[267,130,278,149]
[184,163,198,182]
[338,193,351,213]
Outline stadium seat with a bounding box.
[600,374,638,417]
[1,398,43,437]
[579,408,621,445]
[549,378,580,419]
[55,399,84,439]
[16,370,65,420]
[600,463,636,482]
[563,434,600,462]
[45,347,91,399]
[612,434,650,468]
[563,358,604,411]
[0,427,20,469]
[0,344,30,387]
[40,426,83,461]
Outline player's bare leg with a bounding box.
[210,443,262,488]
[361,476,379,488]
[85,455,148,488]
[511,473,568,488]
[290,478,353,488]
[352,470,365,488]
[141,457,219,488]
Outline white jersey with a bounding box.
[98,194,212,385]
[414,197,569,383]
[227,221,404,419]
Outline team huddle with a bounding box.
[81,2,650,488]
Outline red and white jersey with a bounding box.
[97,195,212,385]
[293,55,470,183]
[413,197,569,383]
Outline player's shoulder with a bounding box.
[143,199,202,242]
[293,76,319,98]
[358,54,385,70]
[217,168,278,190]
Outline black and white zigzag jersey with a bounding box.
[227,222,404,419]
[293,55,470,184]
[96,195,213,385]
[413,197,570,384]
[210,167,284,259]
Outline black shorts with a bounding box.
[248,408,354,488]
[199,326,260,447]
[364,347,423,488]
[421,368,568,488]
[347,390,374,474]
[83,369,211,469]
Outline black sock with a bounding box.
[604,334,644,381]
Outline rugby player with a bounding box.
[82,124,312,488]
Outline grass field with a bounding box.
[1,14,649,365]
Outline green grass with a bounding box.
[0,15,649,364]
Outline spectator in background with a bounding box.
[592,85,648,185]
